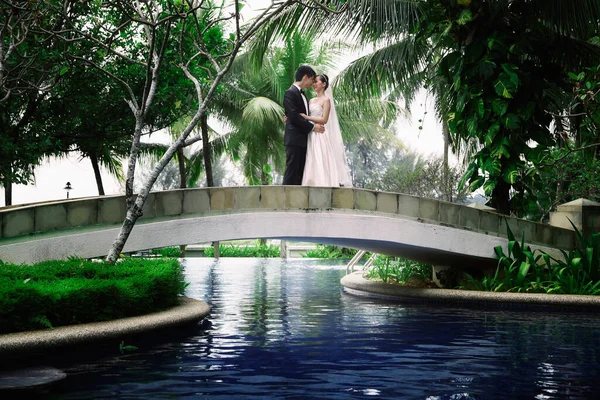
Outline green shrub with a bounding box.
[302,244,360,258]
[366,255,433,284]
[0,258,187,334]
[204,244,280,257]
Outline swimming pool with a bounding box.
[48,258,600,399]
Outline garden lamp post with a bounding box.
[64,182,73,199]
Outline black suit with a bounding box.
[283,85,314,185]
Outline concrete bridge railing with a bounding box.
[0,186,577,265]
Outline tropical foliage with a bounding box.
[260,0,600,215]
[462,220,600,295]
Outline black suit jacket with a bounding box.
[283,85,314,147]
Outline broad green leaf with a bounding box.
[491,138,511,159]
[485,123,500,146]
[476,58,496,79]
[494,72,517,98]
[483,178,498,195]
[469,175,485,191]
[457,9,473,25]
[503,164,519,184]
[466,117,478,136]
[458,162,478,190]
[501,113,521,130]
[492,99,508,116]
[483,157,502,176]
[456,93,468,113]
[476,98,485,118]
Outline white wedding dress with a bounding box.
[302,101,341,186]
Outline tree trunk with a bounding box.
[201,113,214,187]
[3,176,11,206]
[491,179,511,215]
[90,154,105,196]
[442,119,450,202]
[177,147,187,257]
[106,110,205,263]
[177,147,187,189]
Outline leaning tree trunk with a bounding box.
[90,154,105,196]
[3,176,11,206]
[201,113,214,187]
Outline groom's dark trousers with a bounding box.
[283,85,314,185]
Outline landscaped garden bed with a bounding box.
[0,258,187,334]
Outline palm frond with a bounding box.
[242,96,285,125]
[522,0,600,38]
[335,36,430,98]
[100,153,125,182]
[248,0,426,65]
[138,142,169,163]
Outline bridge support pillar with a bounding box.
[280,240,288,259]
[549,198,600,237]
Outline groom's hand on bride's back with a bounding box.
[314,124,325,133]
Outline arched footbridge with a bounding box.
[0,186,575,266]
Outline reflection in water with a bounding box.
[45,258,600,399]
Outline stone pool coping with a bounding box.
[0,297,210,359]
[341,272,600,310]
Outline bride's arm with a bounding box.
[300,99,331,124]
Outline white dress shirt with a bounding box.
[293,84,309,115]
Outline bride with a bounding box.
[300,74,353,187]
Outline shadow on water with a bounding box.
[15,258,600,399]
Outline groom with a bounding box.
[282,65,325,185]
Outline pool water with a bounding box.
[45,258,600,399]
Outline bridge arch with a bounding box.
[0,186,575,265]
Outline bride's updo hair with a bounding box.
[317,74,329,89]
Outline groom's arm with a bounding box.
[284,90,314,133]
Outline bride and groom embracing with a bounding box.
[282,65,352,187]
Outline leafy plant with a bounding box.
[462,219,600,295]
[302,244,360,259]
[366,256,433,285]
